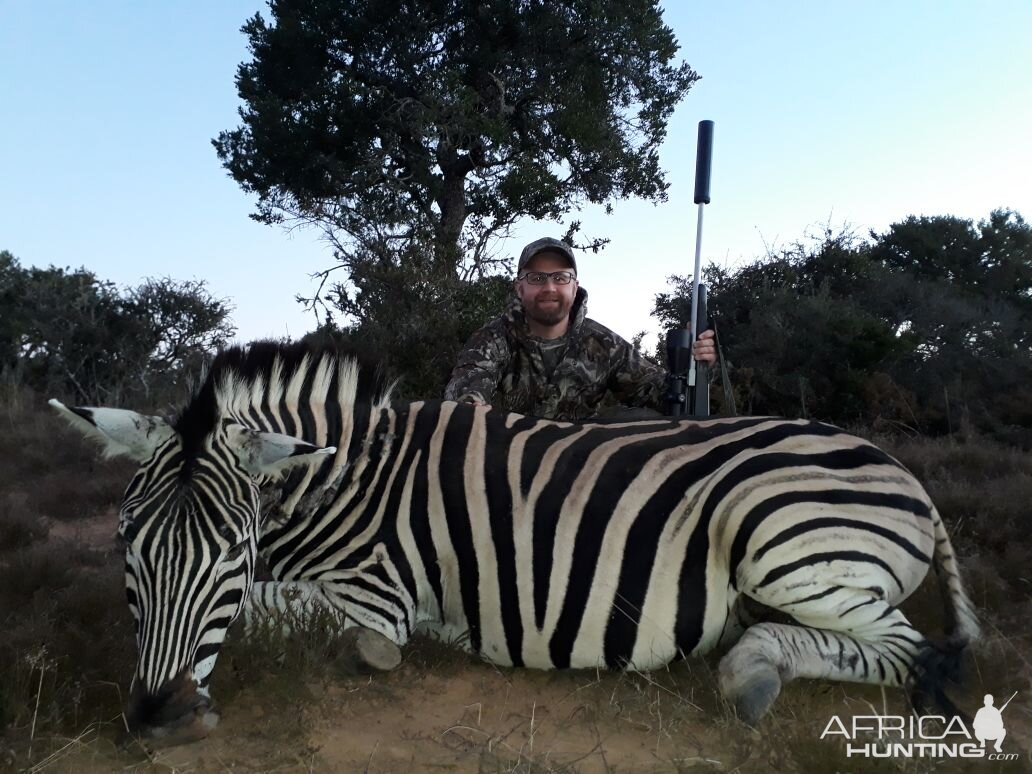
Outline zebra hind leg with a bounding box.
[908,640,968,720]
[718,590,931,725]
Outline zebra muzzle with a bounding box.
[125,671,221,746]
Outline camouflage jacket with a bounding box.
[444,288,666,421]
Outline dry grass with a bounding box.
[1,394,1030,771]
[0,493,50,552]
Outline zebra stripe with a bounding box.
[60,342,979,732]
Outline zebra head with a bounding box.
[49,399,334,743]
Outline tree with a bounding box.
[653,229,911,422]
[0,253,236,404]
[867,209,1032,436]
[126,277,238,379]
[214,0,698,281]
[652,211,1032,442]
[304,253,513,399]
[0,250,28,370]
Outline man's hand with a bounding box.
[692,328,717,364]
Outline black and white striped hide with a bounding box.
[49,339,980,737]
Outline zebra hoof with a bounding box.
[718,653,782,726]
[731,672,782,726]
[338,627,402,674]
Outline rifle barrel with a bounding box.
[688,120,713,408]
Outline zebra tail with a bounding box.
[909,507,981,718]
[930,506,980,652]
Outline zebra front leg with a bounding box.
[243,581,402,674]
[718,591,928,724]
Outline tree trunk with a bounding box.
[435,140,472,275]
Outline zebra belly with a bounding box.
[423,567,730,673]
[412,620,479,655]
[412,609,712,671]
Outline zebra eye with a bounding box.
[116,520,138,547]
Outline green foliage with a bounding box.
[0,252,236,404]
[214,1,698,387]
[654,210,1032,441]
[0,251,27,367]
[866,213,1032,431]
[214,0,698,272]
[304,241,514,399]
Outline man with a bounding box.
[973,694,1008,753]
[444,237,717,420]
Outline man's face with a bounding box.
[515,251,578,327]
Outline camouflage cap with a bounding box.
[518,237,577,275]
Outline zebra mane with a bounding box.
[173,340,395,455]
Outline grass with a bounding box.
[0,493,50,552]
[1,391,1030,771]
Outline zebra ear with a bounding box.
[225,424,336,477]
[49,399,176,462]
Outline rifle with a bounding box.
[666,120,714,418]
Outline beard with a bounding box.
[524,293,571,327]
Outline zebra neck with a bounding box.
[258,403,403,544]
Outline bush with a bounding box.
[0,494,48,552]
[654,210,1032,443]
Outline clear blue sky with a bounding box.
[2,1,1030,348]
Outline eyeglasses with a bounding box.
[518,270,577,285]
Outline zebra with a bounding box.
[50,340,980,743]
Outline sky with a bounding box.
[2,1,1031,352]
